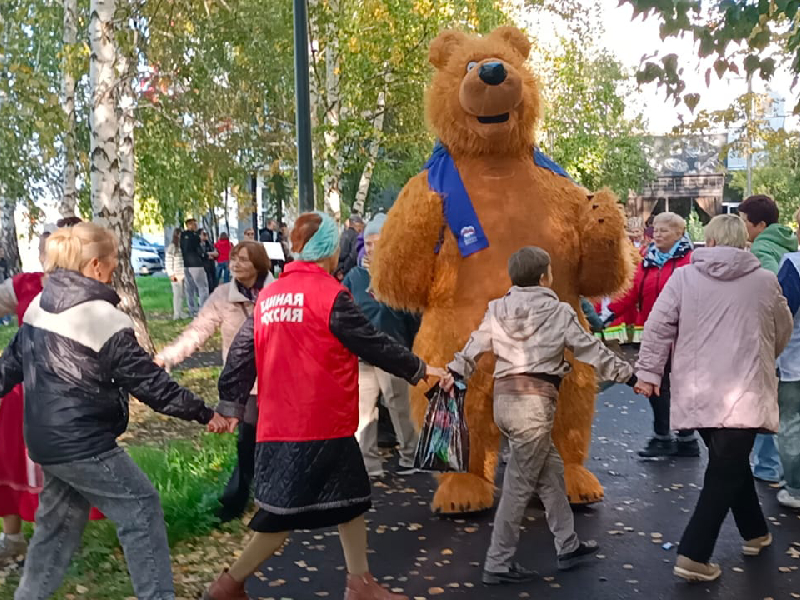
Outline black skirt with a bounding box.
[249,436,372,533]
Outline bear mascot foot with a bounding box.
[432,472,495,514]
[565,463,604,505]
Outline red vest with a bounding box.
[253,262,358,442]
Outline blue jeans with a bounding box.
[752,433,783,482]
[217,261,230,284]
[778,381,800,495]
[15,448,175,600]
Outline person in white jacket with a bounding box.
[443,246,635,586]
[165,228,186,320]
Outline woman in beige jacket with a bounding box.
[156,241,274,521]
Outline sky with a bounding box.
[516,0,799,134]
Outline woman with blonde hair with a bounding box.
[0,219,104,565]
[0,222,231,599]
[636,214,792,581]
[606,211,697,458]
[157,240,274,522]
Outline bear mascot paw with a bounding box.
[371,26,634,513]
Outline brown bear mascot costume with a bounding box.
[371,26,634,513]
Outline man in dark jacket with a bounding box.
[335,215,363,281]
[260,219,285,273]
[180,218,209,315]
[343,214,421,477]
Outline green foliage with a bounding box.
[729,130,800,224]
[537,38,654,199]
[620,0,800,111]
[311,0,508,215]
[0,0,64,210]
[687,208,704,242]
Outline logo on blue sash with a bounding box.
[424,142,572,257]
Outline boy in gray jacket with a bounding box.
[443,246,636,585]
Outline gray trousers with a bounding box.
[356,362,418,472]
[184,267,209,316]
[485,393,579,573]
[15,448,175,600]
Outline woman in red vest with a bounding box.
[606,212,695,459]
[204,212,445,600]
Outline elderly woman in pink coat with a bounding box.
[635,215,793,583]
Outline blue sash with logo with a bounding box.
[424,142,572,257]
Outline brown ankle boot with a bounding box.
[202,569,249,600]
[345,573,408,600]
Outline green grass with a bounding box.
[136,275,174,316]
[0,325,16,349]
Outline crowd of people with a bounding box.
[0,196,798,597]
[164,219,292,321]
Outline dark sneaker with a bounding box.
[482,562,536,585]
[557,540,599,571]
[675,439,700,458]
[638,438,677,458]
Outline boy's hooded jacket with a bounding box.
[448,286,633,384]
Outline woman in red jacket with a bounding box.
[204,212,445,600]
[607,212,696,459]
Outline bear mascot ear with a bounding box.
[429,30,469,69]
[490,26,531,60]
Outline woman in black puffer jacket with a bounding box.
[0,222,231,600]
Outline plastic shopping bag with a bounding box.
[413,381,469,473]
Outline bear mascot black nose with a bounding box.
[479,62,507,85]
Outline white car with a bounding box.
[131,237,164,275]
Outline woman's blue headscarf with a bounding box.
[297,212,340,262]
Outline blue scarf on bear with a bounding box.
[424,142,573,257]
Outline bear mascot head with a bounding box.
[371,26,633,513]
[427,26,539,157]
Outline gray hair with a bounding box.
[653,212,686,233]
[704,214,748,249]
[364,213,386,238]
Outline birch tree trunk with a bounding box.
[353,69,389,215]
[90,2,154,352]
[322,0,343,219]
[60,0,78,218]
[113,52,154,353]
[0,195,20,276]
[89,0,118,216]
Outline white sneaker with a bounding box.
[367,469,385,478]
[778,489,800,509]
[0,535,27,564]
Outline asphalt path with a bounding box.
[246,383,800,600]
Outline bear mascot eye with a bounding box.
[466,61,478,73]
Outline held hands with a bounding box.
[423,365,448,385]
[207,412,239,433]
[634,381,659,398]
